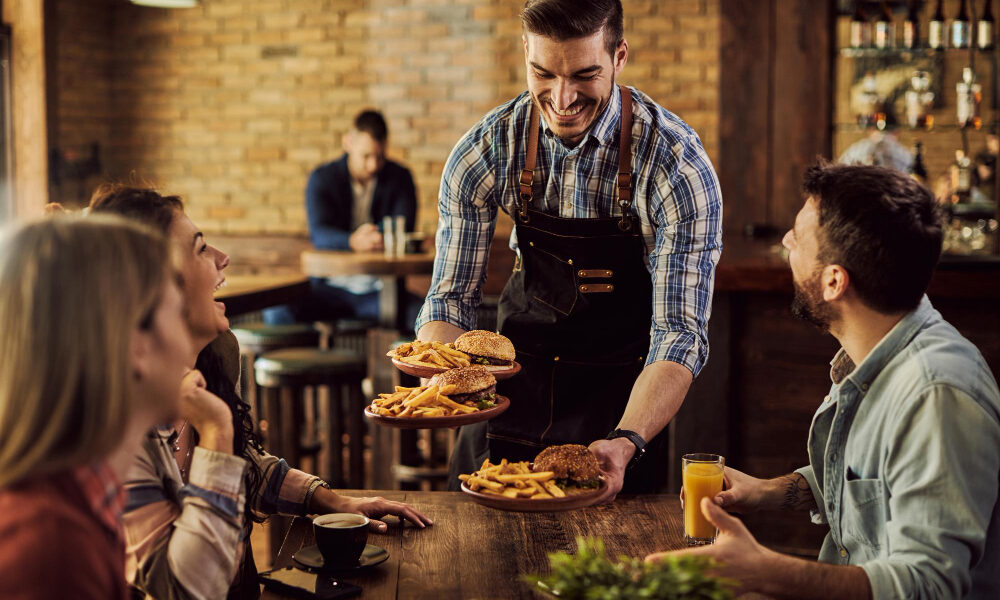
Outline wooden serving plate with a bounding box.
[460,479,606,512]
[390,358,522,380]
[363,395,510,429]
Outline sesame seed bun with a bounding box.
[454,330,516,363]
[428,365,497,395]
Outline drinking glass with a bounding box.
[682,453,725,545]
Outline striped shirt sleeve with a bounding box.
[124,443,247,600]
[251,448,325,517]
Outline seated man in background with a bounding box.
[265,109,420,328]
[649,163,1000,599]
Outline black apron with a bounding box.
[449,86,669,493]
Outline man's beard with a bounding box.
[790,271,835,331]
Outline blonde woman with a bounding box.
[90,185,432,600]
[0,216,190,600]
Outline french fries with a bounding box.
[387,340,471,369]
[369,383,485,418]
[458,459,567,499]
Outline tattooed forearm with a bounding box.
[778,472,815,511]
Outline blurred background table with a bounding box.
[261,491,760,600]
[216,274,310,317]
[300,250,435,330]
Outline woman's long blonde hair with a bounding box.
[0,215,172,487]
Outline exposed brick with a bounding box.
[52,0,720,237]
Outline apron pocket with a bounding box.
[522,245,578,318]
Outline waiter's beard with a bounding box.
[790,270,836,332]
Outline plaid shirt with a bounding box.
[73,462,127,545]
[416,86,722,375]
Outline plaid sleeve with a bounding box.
[645,134,722,377]
[415,125,499,332]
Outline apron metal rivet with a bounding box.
[529,241,534,247]
[568,259,573,265]
[553,356,559,362]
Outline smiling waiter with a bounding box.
[416,0,722,498]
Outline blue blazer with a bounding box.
[305,154,418,250]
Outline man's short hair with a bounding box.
[803,162,943,314]
[521,0,624,58]
[353,110,388,144]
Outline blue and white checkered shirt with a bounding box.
[416,86,722,376]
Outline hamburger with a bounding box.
[453,330,516,371]
[428,365,498,408]
[532,444,602,490]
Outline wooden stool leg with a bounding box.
[325,385,344,488]
[280,386,302,469]
[261,386,282,459]
[346,380,365,489]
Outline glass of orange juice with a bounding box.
[682,453,725,545]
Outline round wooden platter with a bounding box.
[460,479,607,512]
[363,395,510,430]
[390,358,522,380]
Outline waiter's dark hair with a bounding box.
[802,162,943,314]
[521,0,624,58]
[353,109,388,144]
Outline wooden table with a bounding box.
[262,491,692,600]
[215,274,310,317]
[300,250,435,330]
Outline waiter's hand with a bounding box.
[588,437,634,503]
[349,223,384,252]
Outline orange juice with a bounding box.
[682,458,724,543]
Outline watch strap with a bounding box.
[606,429,647,469]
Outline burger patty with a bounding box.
[533,444,601,486]
[452,384,497,404]
[467,354,513,367]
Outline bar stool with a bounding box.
[254,347,367,560]
[253,348,368,487]
[232,323,320,446]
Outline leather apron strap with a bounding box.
[518,85,634,230]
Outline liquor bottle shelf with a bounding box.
[839,47,997,58]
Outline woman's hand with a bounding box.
[313,488,434,532]
[179,370,233,453]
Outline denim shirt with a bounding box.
[795,296,1000,599]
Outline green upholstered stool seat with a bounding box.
[232,322,320,353]
[254,348,366,387]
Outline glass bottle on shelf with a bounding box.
[858,72,882,127]
[912,142,929,184]
[956,67,983,129]
[953,0,972,49]
[929,0,947,49]
[851,2,871,48]
[980,0,996,50]
[906,71,935,129]
[952,150,973,203]
[875,2,895,49]
[903,0,920,48]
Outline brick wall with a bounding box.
[48,0,720,257]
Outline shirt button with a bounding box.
[861,383,869,391]
[831,452,837,462]
[828,501,834,512]
[840,549,847,558]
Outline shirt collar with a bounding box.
[70,461,126,541]
[829,295,936,390]
[538,85,623,148]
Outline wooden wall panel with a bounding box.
[770,0,833,229]
[720,0,772,233]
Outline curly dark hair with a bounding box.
[89,183,266,534]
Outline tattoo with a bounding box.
[778,472,815,511]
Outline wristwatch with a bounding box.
[606,429,647,470]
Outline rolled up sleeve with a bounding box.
[645,135,722,376]
[415,127,498,333]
